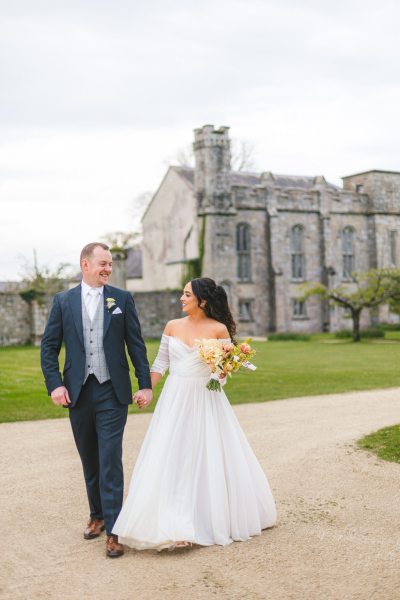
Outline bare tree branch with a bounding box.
[165,138,257,172]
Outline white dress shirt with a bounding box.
[81,280,104,321]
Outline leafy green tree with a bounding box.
[19,255,70,304]
[387,270,400,316]
[300,269,399,342]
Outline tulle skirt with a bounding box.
[112,374,277,550]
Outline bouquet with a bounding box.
[196,338,257,392]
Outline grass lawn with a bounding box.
[358,425,400,463]
[0,336,400,423]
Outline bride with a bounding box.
[112,277,277,550]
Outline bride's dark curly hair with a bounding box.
[190,277,237,341]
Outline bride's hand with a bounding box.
[218,373,227,386]
[134,388,153,409]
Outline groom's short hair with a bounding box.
[80,242,110,264]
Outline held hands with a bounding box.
[51,386,71,407]
[133,388,153,410]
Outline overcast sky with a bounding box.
[1,0,400,280]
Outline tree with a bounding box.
[19,252,71,304]
[230,139,256,172]
[300,269,398,342]
[387,270,400,315]
[102,231,141,255]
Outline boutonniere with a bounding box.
[106,297,116,311]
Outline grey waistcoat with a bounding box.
[82,295,110,384]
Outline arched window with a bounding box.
[291,225,305,280]
[236,224,251,282]
[342,227,355,278]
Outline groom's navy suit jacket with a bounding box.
[41,284,151,406]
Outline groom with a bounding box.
[41,242,152,558]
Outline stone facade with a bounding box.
[139,167,198,292]
[139,125,400,335]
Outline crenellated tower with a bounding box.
[193,125,234,214]
[193,125,237,289]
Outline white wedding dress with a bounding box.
[112,335,277,550]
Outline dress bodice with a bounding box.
[151,335,230,379]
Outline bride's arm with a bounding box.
[150,325,171,388]
[150,371,163,388]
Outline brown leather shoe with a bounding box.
[106,534,124,558]
[83,518,105,540]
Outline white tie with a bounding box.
[87,289,99,321]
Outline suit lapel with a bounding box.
[69,284,84,348]
[103,285,112,338]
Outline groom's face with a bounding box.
[81,246,113,287]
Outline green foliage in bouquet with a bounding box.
[198,338,257,392]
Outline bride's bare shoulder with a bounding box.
[164,318,187,336]
[211,320,230,339]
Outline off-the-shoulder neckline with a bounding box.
[162,334,231,350]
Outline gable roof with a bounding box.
[173,166,195,188]
[173,166,339,190]
[141,166,195,222]
[263,173,338,190]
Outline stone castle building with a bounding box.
[2,124,399,345]
[135,125,400,336]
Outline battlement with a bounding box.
[342,170,400,212]
[193,125,230,149]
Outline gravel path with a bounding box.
[1,387,400,600]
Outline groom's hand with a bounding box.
[51,386,71,407]
[134,388,152,410]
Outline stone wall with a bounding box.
[0,293,31,345]
[133,290,183,338]
[31,299,53,345]
[0,285,396,347]
[0,293,53,346]
[0,290,183,346]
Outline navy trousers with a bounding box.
[69,375,128,535]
